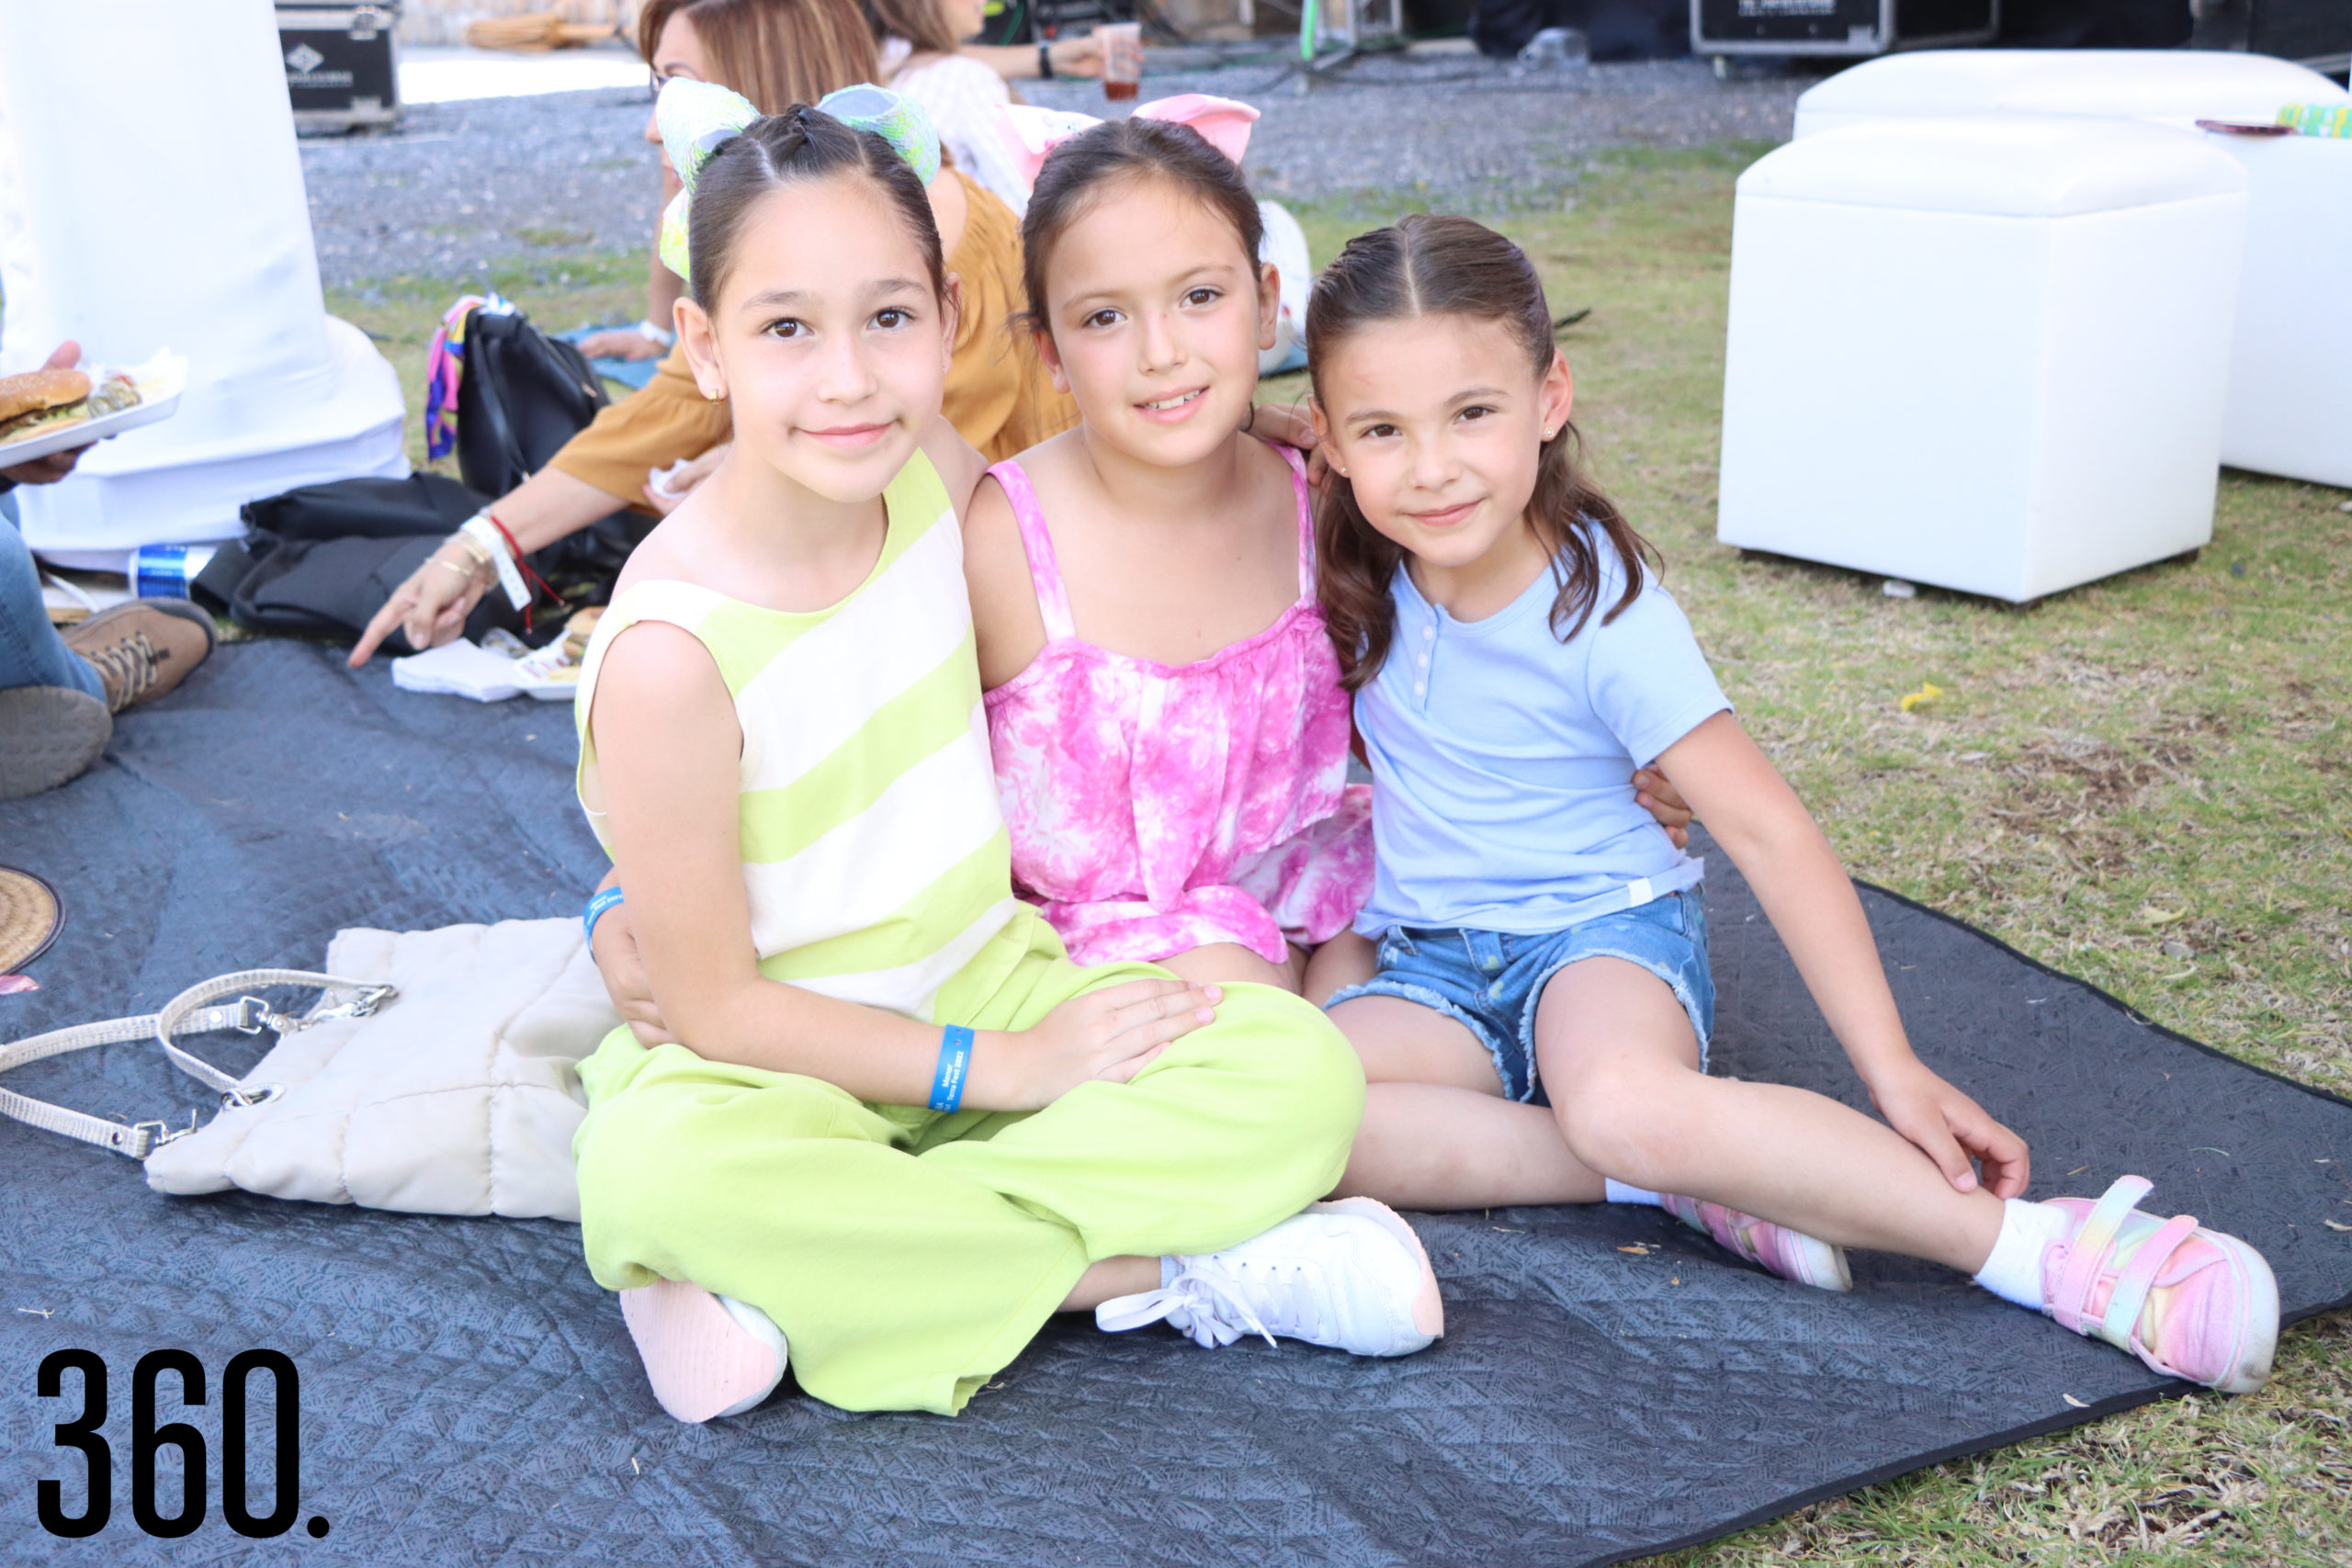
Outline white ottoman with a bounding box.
[1716,116,2248,603]
[1793,51,2352,489]
[1791,50,2346,141]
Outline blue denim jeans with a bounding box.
[1327,888,1715,1105]
[0,502,103,700]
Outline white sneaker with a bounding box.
[1096,1197,1444,1358]
[619,1280,788,1423]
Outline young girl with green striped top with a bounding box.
[568,81,1444,1424]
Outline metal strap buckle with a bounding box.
[232,982,397,1037]
[124,1111,201,1157]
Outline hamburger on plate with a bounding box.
[0,366,142,448]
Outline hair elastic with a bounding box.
[929,1025,975,1113]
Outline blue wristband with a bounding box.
[929,1025,975,1113]
[583,886,626,945]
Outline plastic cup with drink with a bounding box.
[1099,21,1141,101]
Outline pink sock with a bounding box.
[619,1280,788,1423]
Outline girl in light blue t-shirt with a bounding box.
[1301,213,2277,1395]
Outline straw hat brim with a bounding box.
[0,866,62,975]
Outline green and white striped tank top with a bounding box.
[573,450,1021,1022]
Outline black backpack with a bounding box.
[211,473,513,649]
[453,303,611,498]
[209,298,647,650]
[215,470,653,652]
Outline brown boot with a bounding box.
[61,598,217,714]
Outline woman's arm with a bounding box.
[348,465,637,664]
[964,36,1104,80]
[1654,711,2029,1197]
[592,620,1216,1110]
[350,344,734,664]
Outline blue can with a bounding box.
[131,545,218,599]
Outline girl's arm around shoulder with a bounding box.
[962,468,1050,689]
[1651,712,2030,1198]
[588,618,1220,1110]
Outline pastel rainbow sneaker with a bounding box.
[1659,1193,1853,1292]
[2039,1176,2278,1393]
[619,1280,789,1423]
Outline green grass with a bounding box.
[328,146,2352,1563]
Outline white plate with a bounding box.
[0,351,186,466]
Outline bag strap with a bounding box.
[469,330,538,491]
[0,971,396,1161]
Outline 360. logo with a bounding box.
[36,1348,329,1540]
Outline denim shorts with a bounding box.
[1326,887,1714,1106]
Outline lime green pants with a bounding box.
[571,928,1364,1416]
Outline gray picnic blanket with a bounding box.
[4,639,2347,1565]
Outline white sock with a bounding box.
[1603,1179,1664,1209]
[1973,1198,2070,1310]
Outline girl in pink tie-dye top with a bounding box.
[962,99,1377,998]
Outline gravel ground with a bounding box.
[300,55,1806,288]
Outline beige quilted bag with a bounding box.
[1,918,619,1222]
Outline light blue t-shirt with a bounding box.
[1353,548,1731,937]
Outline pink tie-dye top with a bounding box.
[984,444,1374,968]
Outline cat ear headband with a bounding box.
[995,93,1260,194]
[655,78,943,285]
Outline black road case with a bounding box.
[277,3,402,132]
[1692,0,1996,58]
